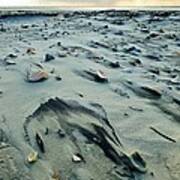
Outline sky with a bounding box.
[0,0,180,7]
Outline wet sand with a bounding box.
[0,10,180,180]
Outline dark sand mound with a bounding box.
[24,97,146,179]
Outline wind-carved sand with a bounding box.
[0,10,180,180]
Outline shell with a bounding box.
[27,151,38,163]
[72,154,82,163]
[96,70,107,80]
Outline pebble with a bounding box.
[55,75,62,81]
[45,53,55,62]
[5,59,16,65]
[26,48,36,55]
[72,154,83,163]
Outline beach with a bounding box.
[0,9,180,179]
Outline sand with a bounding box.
[0,9,180,180]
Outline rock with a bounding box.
[141,28,150,33]
[4,53,17,65]
[57,42,61,46]
[72,154,83,163]
[6,53,17,59]
[114,30,124,36]
[62,31,70,35]
[77,93,84,98]
[145,54,161,61]
[95,70,108,82]
[148,66,160,75]
[57,52,67,58]
[57,129,66,138]
[45,53,55,62]
[109,61,120,68]
[55,75,62,81]
[5,59,16,65]
[146,32,159,39]
[26,48,36,55]
[124,81,162,99]
[140,86,162,99]
[26,65,48,83]
[27,151,38,163]
[26,63,49,83]
[79,69,108,83]
[129,59,142,66]
[124,46,141,54]
[21,24,29,29]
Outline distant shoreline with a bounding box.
[0,6,180,11]
[0,6,179,19]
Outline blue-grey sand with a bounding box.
[0,9,180,180]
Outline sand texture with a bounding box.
[0,10,180,180]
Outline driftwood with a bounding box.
[150,126,176,143]
[36,133,45,153]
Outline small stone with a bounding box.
[57,42,61,46]
[55,76,62,81]
[95,70,108,82]
[21,24,29,29]
[109,61,120,68]
[26,48,36,55]
[72,154,83,163]
[44,128,49,135]
[129,59,142,66]
[124,113,129,117]
[147,32,159,39]
[78,93,84,98]
[5,59,16,65]
[45,53,55,62]
[57,129,65,138]
[6,53,17,59]
[57,52,67,58]
[62,31,69,35]
[124,46,141,53]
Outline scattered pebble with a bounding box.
[55,75,62,81]
[72,153,83,163]
[57,129,66,138]
[5,59,16,65]
[26,48,36,55]
[44,53,55,62]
